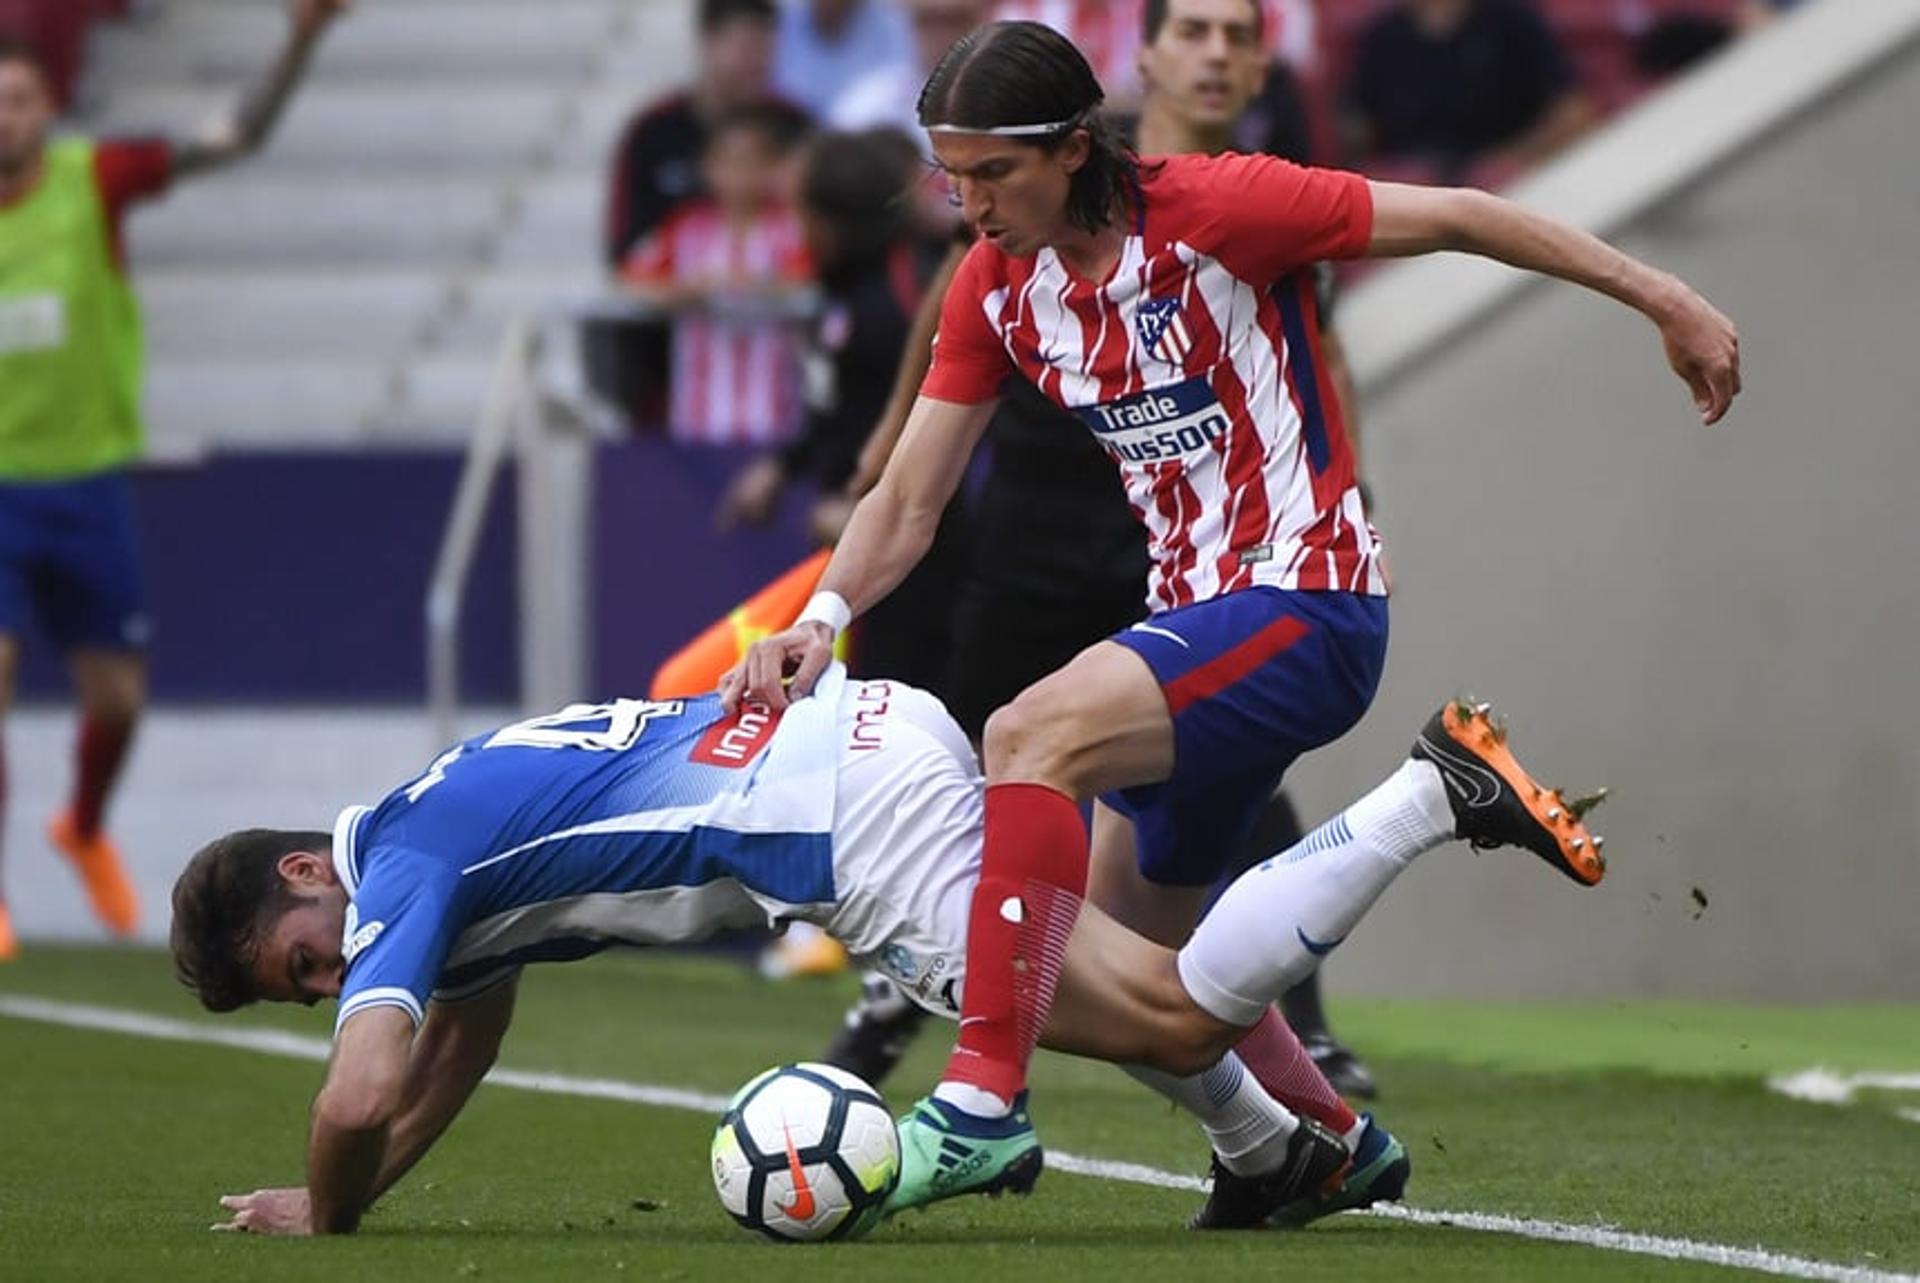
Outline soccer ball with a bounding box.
[710,1062,900,1242]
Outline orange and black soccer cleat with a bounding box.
[49,812,140,936]
[1410,700,1608,886]
[0,901,17,961]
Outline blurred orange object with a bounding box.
[649,548,836,699]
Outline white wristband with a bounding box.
[796,590,852,638]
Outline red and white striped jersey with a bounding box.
[923,152,1385,610]
[624,201,812,447]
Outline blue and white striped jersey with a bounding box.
[331,668,847,1031]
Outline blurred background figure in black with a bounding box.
[1341,0,1594,187]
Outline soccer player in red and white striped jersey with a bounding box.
[723,18,1738,1213]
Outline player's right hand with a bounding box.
[212,1187,311,1235]
[1657,285,1741,426]
[719,621,834,714]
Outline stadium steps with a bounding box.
[76,0,693,451]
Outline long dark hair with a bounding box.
[916,20,1139,236]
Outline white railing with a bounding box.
[425,290,821,748]
[424,314,592,748]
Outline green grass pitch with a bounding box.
[3,945,1918,1282]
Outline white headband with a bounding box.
[925,118,1080,137]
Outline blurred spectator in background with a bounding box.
[604,0,807,265]
[0,0,345,960]
[830,0,990,145]
[598,0,807,430]
[620,104,815,448]
[996,1,1147,106]
[772,0,914,119]
[715,128,967,693]
[1343,0,1594,186]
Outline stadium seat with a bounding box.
[140,271,444,362]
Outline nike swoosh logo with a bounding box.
[1296,925,1345,957]
[1129,623,1192,649]
[1417,733,1502,808]
[779,1119,816,1220]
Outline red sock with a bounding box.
[72,714,135,840]
[1234,1007,1358,1135]
[941,783,1089,1102]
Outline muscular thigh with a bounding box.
[984,640,1176,797]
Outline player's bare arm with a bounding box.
[173,0,348,180]
[1366,181,1742,424]
[310,1005,414,1233]
[370,979,519,1199]
[720,395,995,714]
[212,983,517,1235]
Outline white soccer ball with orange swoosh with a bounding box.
[711,1062,900,1242]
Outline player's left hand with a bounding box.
[1656,285,1741,425]
[212,1187,312,1235]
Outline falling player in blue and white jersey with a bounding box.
[171,665,1600,1236]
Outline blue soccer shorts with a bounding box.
[0,472,150,653]
[1102,587,1389,887]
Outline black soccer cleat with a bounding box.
[1410,700,1608,886]
[1188,1116,1352,1230]
[821,972,931,1087]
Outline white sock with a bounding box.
[1176,760,1454,1026]
[1124,1054,1300,1177]
[932,1081,1012,1117]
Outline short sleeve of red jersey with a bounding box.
[1180,153,1374,283]
[92,138,174,218]
[921,243,1010,405]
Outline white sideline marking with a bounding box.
[3,994,1915,1283]
[1769,1068,1920,1114]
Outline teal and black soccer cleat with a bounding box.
[1410,699,1609,886]
[1188,1116,1352,1230]
[1270,1113,1410,1228]
[883,1092,1044,1217]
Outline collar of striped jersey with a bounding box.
[331,804,371,899]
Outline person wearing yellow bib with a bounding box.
[0,1,347,959]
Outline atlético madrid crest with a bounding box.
[1136,296,1192,365]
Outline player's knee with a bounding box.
[982,690,1088,787]
[84,684,142,726]
[982,698,1050,777]
[1143,1009,1236,1077]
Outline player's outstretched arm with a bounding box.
[720,394,995,713]
[174,0,348,180]
[1364,181,1742,425]
[306,1004,414,1233]
[367,978,520,1203]
[210,980,518,1236]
